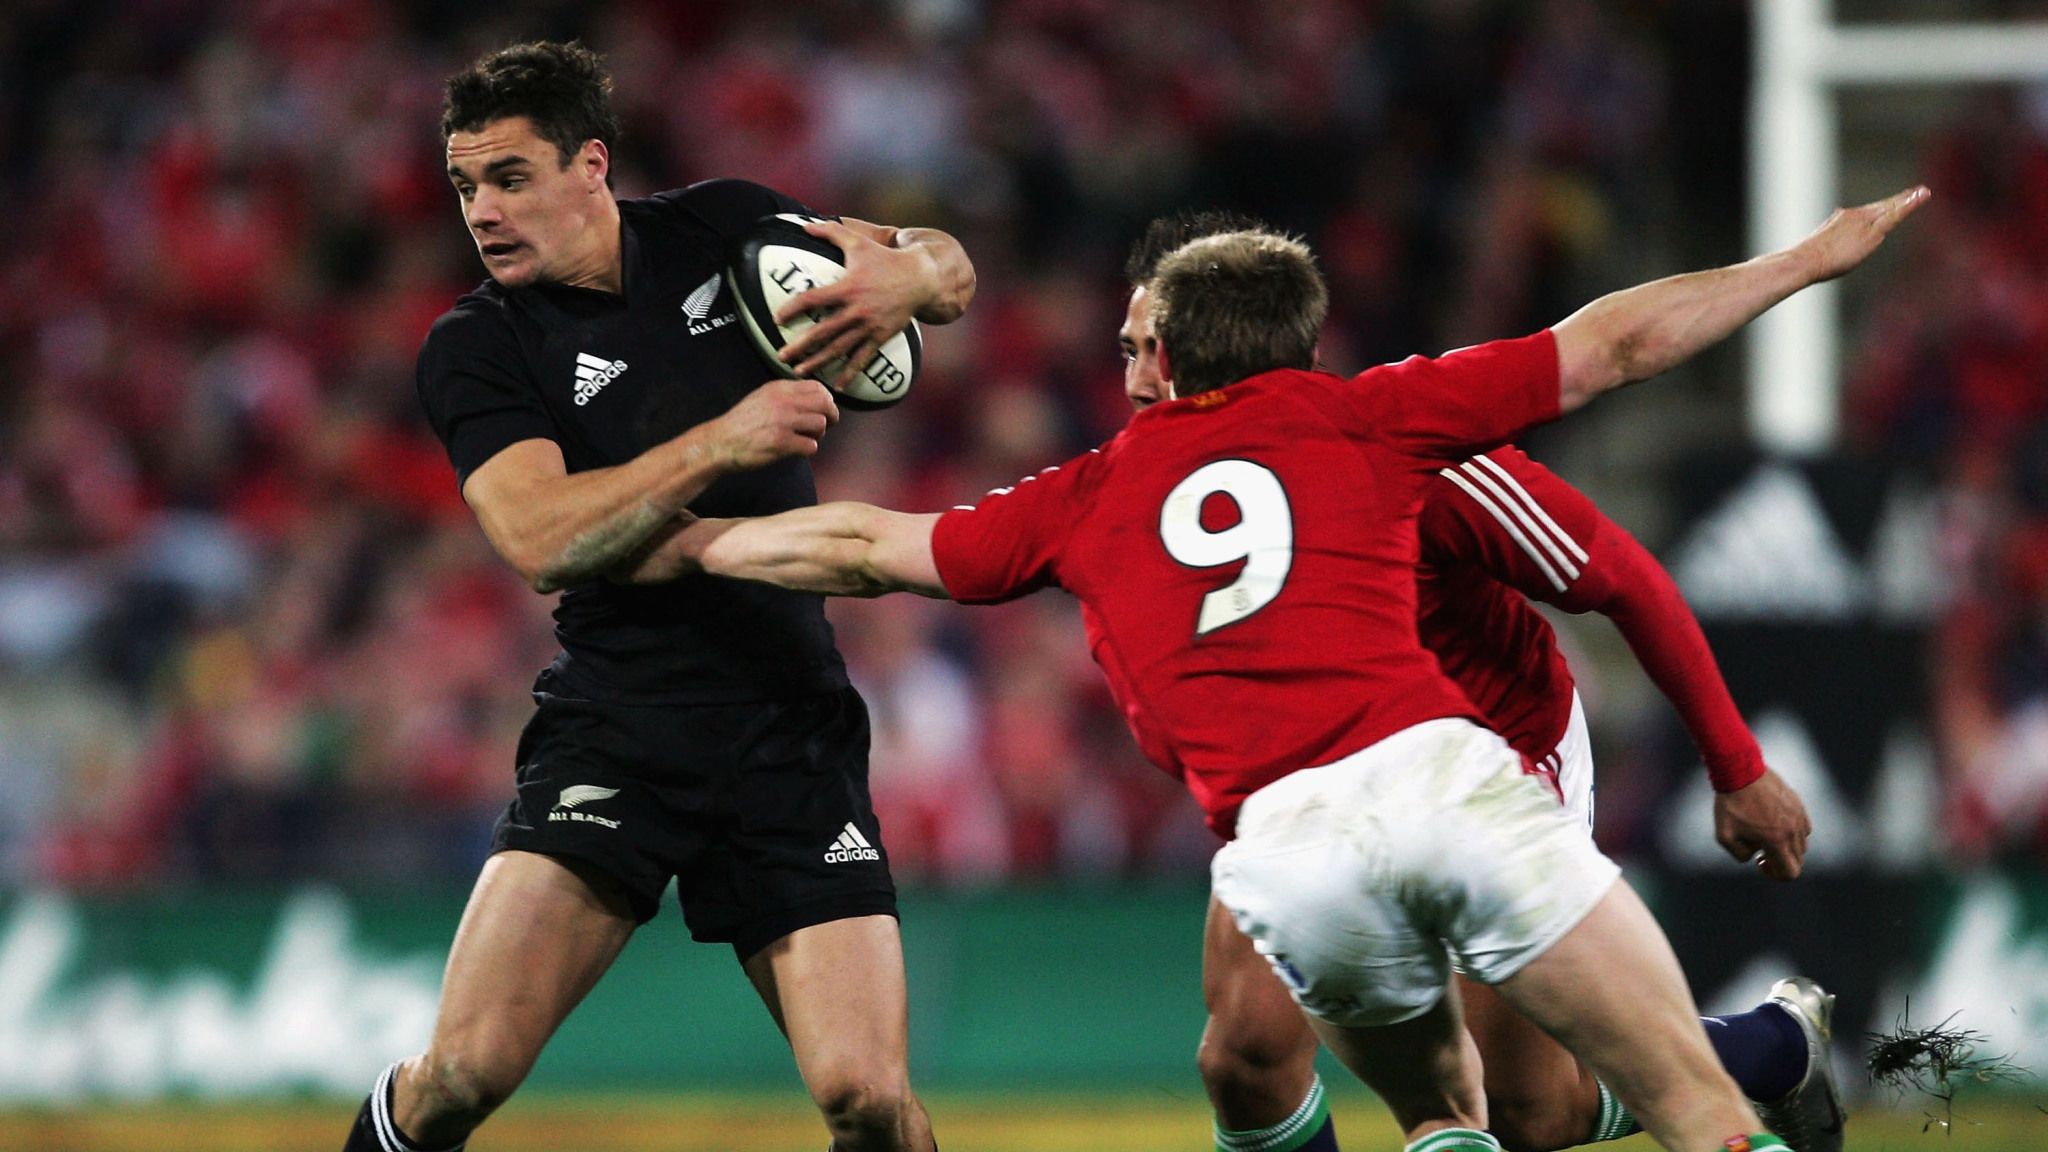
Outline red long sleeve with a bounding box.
[1570,525,1766,792]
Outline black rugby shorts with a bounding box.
[491,685,896,959]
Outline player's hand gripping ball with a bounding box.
[727,214,921,410]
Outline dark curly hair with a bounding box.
[442,41,622,184]
[1123,209,1272,285]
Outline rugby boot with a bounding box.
[1754,977,1846,1152]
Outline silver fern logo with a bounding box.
[549,785,623,828]
[555,785,620,810]
[683,274,737,335]
[682,275,722,320]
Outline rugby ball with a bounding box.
[727,213,921,410]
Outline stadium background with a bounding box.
[0,0,2043,1147]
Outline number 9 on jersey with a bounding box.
[1159,460,1294,636]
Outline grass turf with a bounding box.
[2,1093,2042,1151]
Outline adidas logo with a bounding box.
[823,822,879,863]
[573,352,627,406]
[683,274,737,335]
[1658,709,1861,871]
[1669,464,1864,622]
[548,784,622,829]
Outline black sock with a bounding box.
[343,1062,466,1152]
[342,1089,382,1152]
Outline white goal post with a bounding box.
[1749,0,2048,455]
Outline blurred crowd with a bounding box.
[1849,85,2048,864]
[4,0,2036,890]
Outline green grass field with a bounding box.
[7,1093,2041,1151]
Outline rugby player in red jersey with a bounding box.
[638,187,1927,1152]
[1117,213,1837,1152]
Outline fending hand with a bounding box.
[1713,767,1813,881]
[1797,185,1929,284]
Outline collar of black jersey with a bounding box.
[522,214,644,313]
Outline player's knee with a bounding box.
[1197,1013,1314,1112]
[810,1069,916,1141]
[1485,1086,1587,1152]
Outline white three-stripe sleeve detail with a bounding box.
[1456,461,1581,581]
[1472,454,1589,564]
[1439,468,1568,594]
[1457,460,1579,580]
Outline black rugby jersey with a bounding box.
[416,178,847,704]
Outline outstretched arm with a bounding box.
[1552,185,1928,412]
[621,503,949,599]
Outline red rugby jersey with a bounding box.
[1418,447,1766,791]
[931,332,1560,837]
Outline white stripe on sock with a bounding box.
[1593,1079,1637,1142]
[370,1062,407,1152]
[1407,1127,1500,1152]
[1215,1076,1325,1151]
[368,1063,469,1152]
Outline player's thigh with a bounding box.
[430,850,638,1071]
[742,914,912,1085]
[677,688,899,961]
[1494,879,1751,1128]
[1457,974,1585,1112]
[1202,891,1318,1067]
[1307,984,1484,1134]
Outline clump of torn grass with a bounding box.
[1866,1003,2031,1133]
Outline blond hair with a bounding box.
[1149,230,1327,397]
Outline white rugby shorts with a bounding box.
[1534,691,1596,833]
[1210,717,1620,1027]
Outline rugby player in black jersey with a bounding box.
[342,41,972,1152]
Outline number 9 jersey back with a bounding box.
[929,331,1564,839]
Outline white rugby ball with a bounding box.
[727,213,921,410]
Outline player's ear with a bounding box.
[1156,341,1176,400]
[578,138,610,189]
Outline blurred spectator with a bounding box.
[1846,86,2048,863]
[1850,90,2048,461]
[836,596,1008,884]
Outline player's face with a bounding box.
[446,116,608,290]
[1120,285,1166,411]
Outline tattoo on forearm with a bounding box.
[535,500,672,593]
